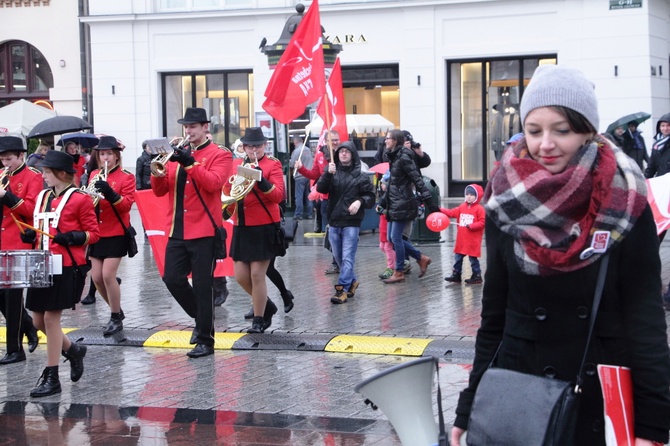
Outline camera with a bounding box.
[410,141,421,150]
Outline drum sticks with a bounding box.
[10,214,54,239]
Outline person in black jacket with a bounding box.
[450,65,670,446]
[135,141,154,191]
[379,129,436,284]
[317,141,375,304]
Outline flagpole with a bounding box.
[324,92,334,162]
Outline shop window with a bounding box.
[0,41,53,106]
[447,55,556,196]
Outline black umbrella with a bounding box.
[56,132,100,149]
[605,112,651,135]
[27,115,92,139]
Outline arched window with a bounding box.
[0,40,53,107]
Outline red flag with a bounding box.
[262,0,326,124]
[317,57,348,142]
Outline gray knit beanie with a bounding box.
[520,65,599,131]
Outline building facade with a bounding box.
[2,0,669,196]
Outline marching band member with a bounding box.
[87,136,136,336]
[62,141,86,186]
[151,107,231,358]
[0,135,41,364]
[21,150,100,397]
[225,127,284,333]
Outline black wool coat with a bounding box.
[454,206,670,445]
[381,145,430,222]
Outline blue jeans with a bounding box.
[453,253,480,275]
[388,220,421,271]
[294,177,313,218]
[328,226,360,291]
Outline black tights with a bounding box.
[266,257,288,296]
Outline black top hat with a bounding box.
[39,150,76,173]
[240,127,268,146]
[0,135,27,153]
[177,107,210,124]
[94,135,123,151]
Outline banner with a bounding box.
[262,0,325,124]
[316,57,348,142]
[134,190,233,277]
[598,365,634,446]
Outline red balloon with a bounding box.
[426,212,450,232]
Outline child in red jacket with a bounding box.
[441,184,486,284]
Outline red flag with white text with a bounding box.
[262,0,326,124]
[317,57,348,142]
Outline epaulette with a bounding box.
[121,168,134,175]
[216,144,232,152]
[28,167,42,174]
[267,155,280,162]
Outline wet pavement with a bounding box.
[2,205,670,445]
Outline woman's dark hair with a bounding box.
[551,106,597,135]
[387,129,405,147]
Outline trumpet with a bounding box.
[0,168,8,191]
[151,135,190,176]
[80,161,108,205]
[221,153,261,209]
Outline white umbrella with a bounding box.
[305,114,395,137]
[0,99,57,136]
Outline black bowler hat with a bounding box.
[0,135,27,153]
[177,107,210,124]
[39,150,76,173]
[240,127,268,146]
[94,135,123,151]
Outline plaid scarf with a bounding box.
[484,135,647,276]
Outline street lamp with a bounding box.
[260,3,342,69]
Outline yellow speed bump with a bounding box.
[325,335,431,356]
[0,327,73,343]
[144,330,245,349]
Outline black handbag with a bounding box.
[466,254,610,446]
[109,204,138,258]
[253,190,287,256]
[192,180,227,260]
[282,213,299,242]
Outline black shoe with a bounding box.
[186,344,214,358]
[81,294,96,305]
[30,366,61,398]
[214,287,229,306]
[444,272,462,283]
[25,325,39,353]
[247,316,265,333]
[464,273,483,285]
[116,277,122,285]
[244,307,254,320]
[282,290,295,313]
[62,343,87,382]
[103,314,123,336]
[0,350,26,365]
[263,298,278,331]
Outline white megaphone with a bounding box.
[354,356,440,446]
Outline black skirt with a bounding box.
[26,265,88,312]
[231,224,283,262]
[89,235,128,259]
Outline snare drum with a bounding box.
[0,250,52,289]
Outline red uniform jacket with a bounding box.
[89,165,136,237]
[0,164,43,250]
[34,187,100,266]
[225,155,284,226]
[151,140,232,239]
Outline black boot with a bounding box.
[25,324,39,353]
[81,277,97,304]
[103,312,123,336]
[281,290,294,313]
[464,273,483,284]
[213,278,229,306]
[263,298,278,331]
[62,343,87,382]
[30,366,61,397]
[444,272,462,283]
[247,316,265,333]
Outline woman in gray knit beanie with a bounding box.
[450,65,670,446]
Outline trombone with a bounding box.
[0,167,8,191]
[80,161,107,205]
[151,135,190,176]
